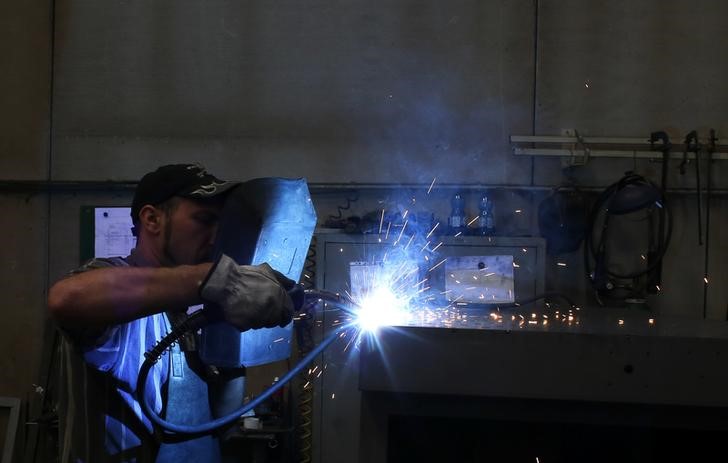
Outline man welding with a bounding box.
[48,163,296,462]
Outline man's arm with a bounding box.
[48,264,213,331]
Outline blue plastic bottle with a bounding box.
[449,192,466,235]
[477,194,495,236]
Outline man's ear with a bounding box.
[138,205,164,236]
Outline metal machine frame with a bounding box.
[0,397,20,463]
[312,232,546,463]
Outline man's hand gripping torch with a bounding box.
[136,280,359,437]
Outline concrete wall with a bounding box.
[51,0,533,184]
[0,1,52,459]
[1,0,727,456]
[46,0,728,313]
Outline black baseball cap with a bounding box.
[131,163,237,229]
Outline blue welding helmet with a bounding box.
[538,186,588,255]
[198,178,317,368]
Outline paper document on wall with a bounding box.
[94,207,136,258]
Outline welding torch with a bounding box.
[136,288,358,437]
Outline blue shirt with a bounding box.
[57,256,171,462]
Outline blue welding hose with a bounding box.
[137,291,354,436]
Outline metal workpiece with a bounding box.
[359,309,728,408]
[392,303,728,339]
[310,302,728,462]
[356,311,728,462]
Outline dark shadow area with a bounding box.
[388,414,716,463]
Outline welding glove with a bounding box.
[200,254,295,331]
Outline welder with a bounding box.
[47,164,297,462]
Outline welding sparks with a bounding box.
[332,191,584,366]
[411,277,429,289]
[428,258,447,272]
[426,222,440,239]
[427,177,437,194]
[396,219,408,243]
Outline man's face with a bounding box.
[160,198,223,266]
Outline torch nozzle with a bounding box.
[302,289,360,315]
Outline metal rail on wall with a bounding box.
[510,134,728,162]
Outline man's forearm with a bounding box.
[48,264,213,330]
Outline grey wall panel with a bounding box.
[0,4,52,459]
[52,0,534,184]
[534,0,728,187]
[0,0,51,180]
[537,1,728,136]
[0,195,48,398]
[0,0,52,430]
[53,135,532,184]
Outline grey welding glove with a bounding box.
[200,254,295,331]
